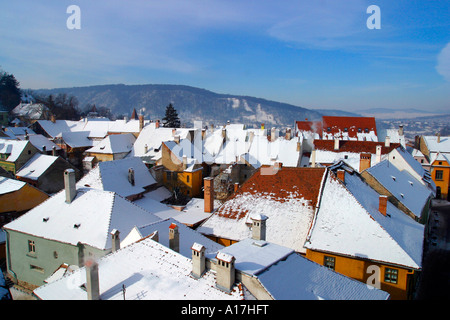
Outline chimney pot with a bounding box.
[215,252,235,292]
[191,243,206,278]
[64,169,76,203]
[204,177,214,213]
[250,214,268,241]
[169,223,180,253]
[111,229,120,252]
[85,259,100,300]
[334,137,339,150]
[336,170,345,183]
[128,168,135,186]
[379,195,388,216]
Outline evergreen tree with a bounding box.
[0,70,21,112]
[162,103,180,128]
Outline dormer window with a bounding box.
[74,223,81,229]
[344,128,348,132]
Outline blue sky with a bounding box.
[0,0,449,112]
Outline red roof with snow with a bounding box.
[314,140,400,154]
[322,116,377,138]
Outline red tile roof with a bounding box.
[314,140,400,154]
[215,166,327,220]
[295,121,323,136]
[322,116,377,138]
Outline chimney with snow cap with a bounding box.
[110,229,120,252]
[191,242,206,278]
[169,223,180,253]
[215,251,235,292]
[64,169,76,204]
[376,145,382,164]
[251,214,268,241]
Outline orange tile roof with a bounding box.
[295,120,323,135]
[215,166,327,220]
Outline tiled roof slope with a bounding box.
[314,140,400,154]
[322,116,377,138]
[197,167,327,253]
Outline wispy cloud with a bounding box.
[436,43,450,82]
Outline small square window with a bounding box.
[28,240,36,253]
[384,268,398,284]
[324,256,335,270]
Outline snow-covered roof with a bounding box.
[77,157,157,198]
[85,133,136,155]
[4,126,36,137]
[0,176,26,195]
[121,217,223,258]
[35,120,82,138]
[197,167,327,253]
[366,160,433,218]
[11,103,49,120]
[58,131,96,148]
[423,135,450,153]
[20,134,61,152]
[243,136,301,169]
[0,138,31,162]
[15,153,58,180]
[378,128,406,148]
[3,188,161,250]
[107,118,149,134]
[257,251,390,300]
[305,170,424,269]
[129,123,192,161]
[33,237,245,300]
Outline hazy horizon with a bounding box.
[1,1,449,113]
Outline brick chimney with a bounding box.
[336,170,345,183]
[204,177,214,213]
[379,195,388,216]
[334,137,339,150]
[110,229,120,252]
[172,128,176,137]
[234,182,239,193]
[64,169,76,204]
[215,252,235,292]
[191,243,206,278]
[128,168,135,186]
[169,223,180,253]
[155,120,160,129]
[251,214,268,241]
[85,259,100,300]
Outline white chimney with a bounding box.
[64,169,76,204]
[169,223,180,253]
[376,145,382,164]
[311,149,316,167]
[398,125,404,136]
[334,137,339,150]
[215,252,235,292]
[251,214,268,241]
[271,127,277,141]
[385,136,390,147]
[85,259,100,300]
[110,229,120,252]
[191,243,206,278]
